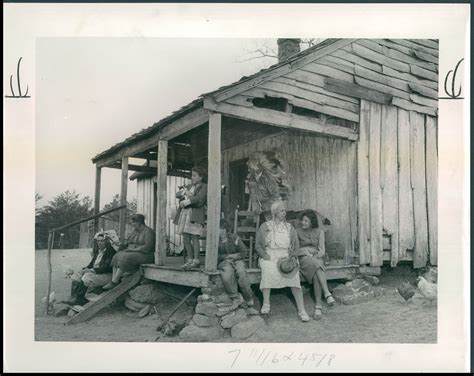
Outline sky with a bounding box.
[36,38,279,208]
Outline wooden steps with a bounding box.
[66,270,142,325]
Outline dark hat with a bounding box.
[130,214,145,224]
[277,256,299,278]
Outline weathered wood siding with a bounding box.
[358,99,437,267]
[136,175,191,252]
[224,39,437,129]
[222,131,356,261]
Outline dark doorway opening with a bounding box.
[229,158,250,214]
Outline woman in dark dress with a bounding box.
[103,214,155,290]
[295,211,335,320]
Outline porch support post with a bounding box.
[93,166,102,234]
[155,140,168,265]
[205,112,221,273]
[119,156,128,240]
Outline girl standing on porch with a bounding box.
[174,166,208,270]
[295,211,335,320]
[255,200,310,322]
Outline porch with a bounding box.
[91,97,372,288]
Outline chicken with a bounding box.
[423,266,438,284]
[416,276,437,307]
[397,282,415,303]
[41,291,56,306]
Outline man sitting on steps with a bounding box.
[217,219,255,307]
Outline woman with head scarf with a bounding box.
[62,231,115,305]
[102,214,155,290]
[255,200,310,322]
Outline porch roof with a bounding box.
[91,39,343,164]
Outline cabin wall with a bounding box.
[136,175,191,253]
[222,130,357,263]
[358,100,437,268]
[226,39,438,131]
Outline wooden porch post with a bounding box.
[155,140,168,265]
[119,157,128,240]
[205,112,221,273]
[93,166,101,234]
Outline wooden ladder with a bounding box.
[66,270,142,325]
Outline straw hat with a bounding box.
[277,256,299,278]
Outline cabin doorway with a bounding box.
[229,158,250,214]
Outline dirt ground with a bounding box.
[35,249,437,343]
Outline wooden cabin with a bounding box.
[91,38,438,289]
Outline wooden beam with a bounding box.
[425,116,438,266]
[155,140,168,266]
[66,270,142,325]
[109,162,161,174]
[205,112,221,273]
[212,39,356,103]
[93,167,101,234]
[119,157,128,240]
[94,107,207,168]
[204,98,358,141]
[142,265,210,287]
[368,102,383,267]
[159,107,209,141]
[324,77,393,105]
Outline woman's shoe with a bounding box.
[102,281,118,291]
[298,311,310,322]
[180,260,193,269]
[260,303,270,315]
[184,259,201,270]
[325,294,336,306]
[314,307,323,320]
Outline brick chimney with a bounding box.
[277,39,301,62]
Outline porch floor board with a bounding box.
[142,257,380,288]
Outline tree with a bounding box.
[101,194,137,222]
[35,190,93,249]
[237,39,325,63]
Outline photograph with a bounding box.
[34,37,440,344]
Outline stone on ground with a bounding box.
[361,274,380,285]
[128,284,164,304]
[231,316,266,339]
[179,325,224,342]
[220,309,247,329]
[192,313,219,327]
[195,302,218,317]
[332,278,386,305]
[125,296,148,312]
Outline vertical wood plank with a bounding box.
[397,108,415,258]
[369,102,383,266]
[155,140,168,265]
[357,100,371,265]
[93,167,101,234]
[347,140,358,263]
[380,105,400,267]
[205,112,222,272]
[410,111,429,268]
[425,116,438,265]
[119,157,128,240]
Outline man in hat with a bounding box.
[218,219,255,307]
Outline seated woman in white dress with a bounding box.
[255,201,310,322]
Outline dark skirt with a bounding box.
[298,254,325,283]
[111,251,154,272]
